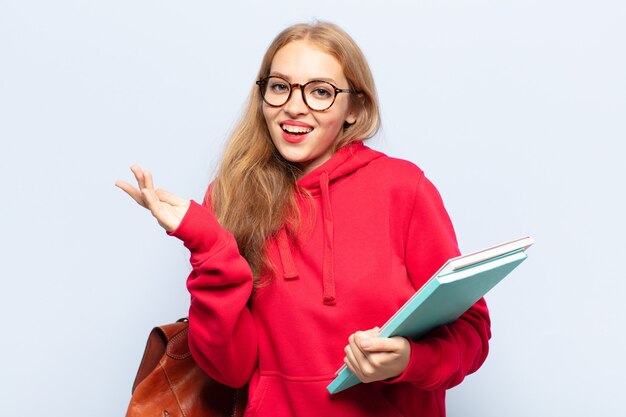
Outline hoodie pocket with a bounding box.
[245,374,407,417]
[363,386,408,417]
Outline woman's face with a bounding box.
[262,40,357,176]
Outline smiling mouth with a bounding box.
[281,124,314,134]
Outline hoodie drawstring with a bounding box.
[277,228,299,280]
[275,171,337,305]
[273,143,379,305]
[320,172,336,305]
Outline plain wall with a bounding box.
[1,0,624,415]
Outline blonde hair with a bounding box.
[210,21,380,282]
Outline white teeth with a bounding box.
[281,124,313,134]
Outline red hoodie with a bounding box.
[170,142,491,417]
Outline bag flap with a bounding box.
[131,320,189,393]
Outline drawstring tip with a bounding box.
[323,297,336,306]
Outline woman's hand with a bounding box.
[115,165,190,233]
[343,327,411,383]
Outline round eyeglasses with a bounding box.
[256,76,354,112]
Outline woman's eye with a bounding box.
[311,87,332,99]
[270,83,289,93]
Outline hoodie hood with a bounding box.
[296,141,384,194]
[275,141,385,305]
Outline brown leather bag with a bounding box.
[126,318,247,417]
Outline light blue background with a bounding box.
[1,1,624,415]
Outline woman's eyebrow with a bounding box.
[268,71,337,84]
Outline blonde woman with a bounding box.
[117,21,490,417]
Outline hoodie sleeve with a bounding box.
[167,198,258,388]
[387,174,491,390]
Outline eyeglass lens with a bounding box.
[261,77,337,111]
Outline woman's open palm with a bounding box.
[115,165,190,232]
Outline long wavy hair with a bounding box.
[210,21,380,283]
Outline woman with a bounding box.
[117,21,490,417]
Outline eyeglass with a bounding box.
[256,76,354,112]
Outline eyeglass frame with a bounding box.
[256,76,354,112]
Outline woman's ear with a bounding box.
[345,110,357,125]
[345,93,364,125]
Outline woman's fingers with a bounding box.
[130,165,147,190]
[344,327,407,383]
[345,330,380,382]
[156,188,186,207]
[115,180,146,208]
[141,183,160,214]
[143,169,155,190]
[117,166,190,232]
[117,165,159,209]
[345,335,366,379]
[343,349,362,381]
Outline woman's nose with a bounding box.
[282,85,309,115]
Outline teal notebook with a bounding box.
[327,236,534,394]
